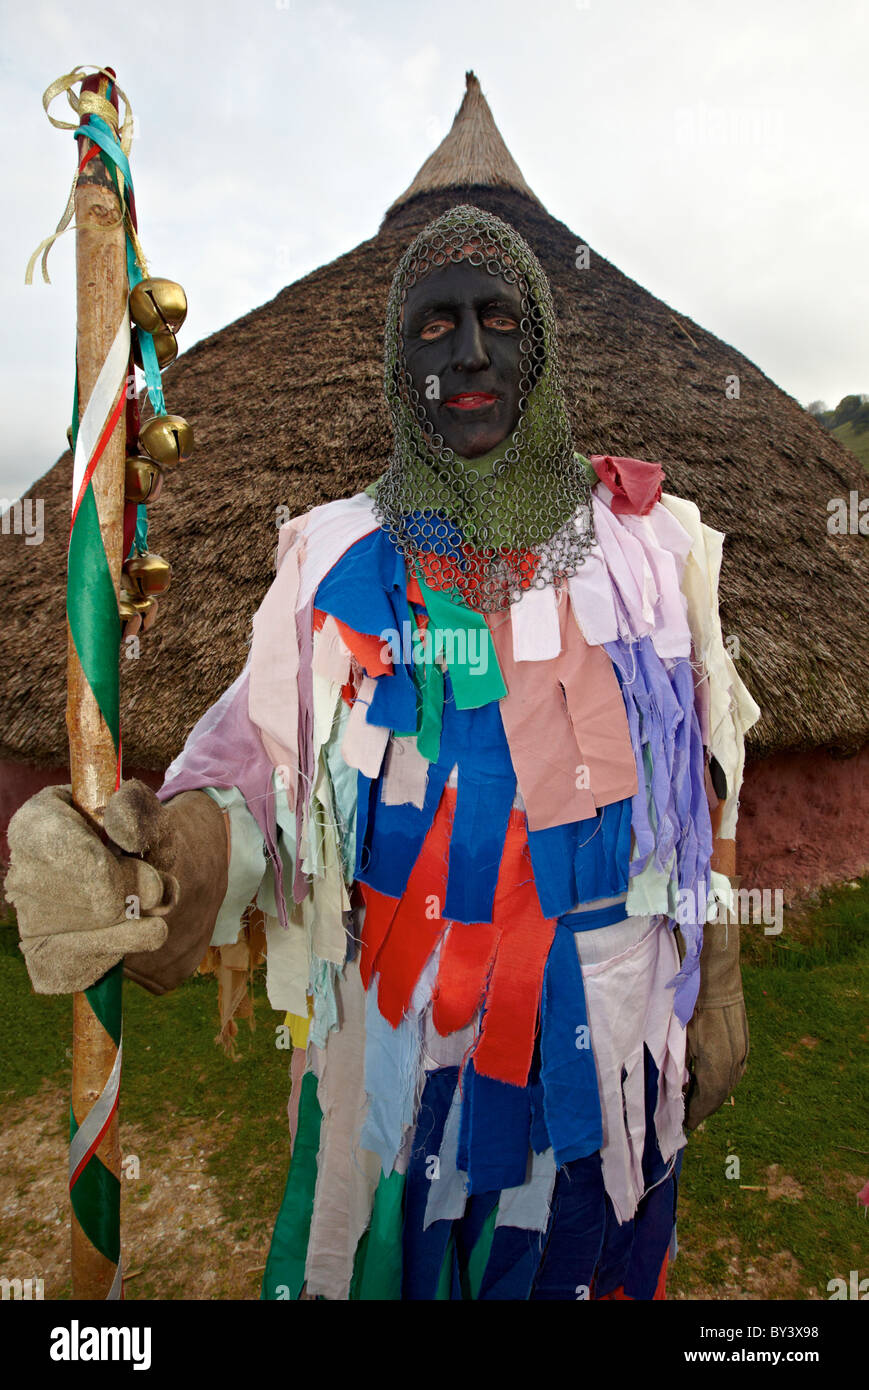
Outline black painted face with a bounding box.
[401,259,523,459]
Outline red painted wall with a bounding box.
[735,744,869,900]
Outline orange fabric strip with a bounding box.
[431,918,499,1036]
[369,791,455,1027]
[470,810,556,1087]
[333,616,392,677]
[360,789,557,1088]
[358,883,401,992]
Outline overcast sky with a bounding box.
[2,0,866,501]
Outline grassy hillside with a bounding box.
[833,420,869,472]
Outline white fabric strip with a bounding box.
[71,312,131,515]
[576,916,686,1224]
[511,584,562,661]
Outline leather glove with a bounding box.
[4,779,227,996]
[683,915,749,1130]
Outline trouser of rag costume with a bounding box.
[262,887,688,1302]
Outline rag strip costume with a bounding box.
[157,208,760,1300]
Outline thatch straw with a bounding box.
[387,72,541,217]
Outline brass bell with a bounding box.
[129,278,188,334]
[119,591,141,622]
[133,327,177,371]
[125,455,164,504]
[119,591,143,637]
[139,414,193,465]
[127,592,159,630]
[123,551,172,598]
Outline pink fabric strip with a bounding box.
[614,512,691,659]
[287,1045,308,1148]
[305,960,381,1300]
[312,614,352,686]
[567,541,620,646]
[592,494,656,638]
[381,734,430,809]
[578,919,685,1225]
[488,591,637,832]
[588,455,665,516]
[248,533,305,811]
[341,676,390,778]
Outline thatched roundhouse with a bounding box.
[2,73,867,898]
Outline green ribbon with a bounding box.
[67,478,121,752]
[68,1114,121,1265]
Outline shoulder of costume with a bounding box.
[272,491,380,605]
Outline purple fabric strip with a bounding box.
[294,599,315,906]
[605,636,713,1024]
[157,665,291,930]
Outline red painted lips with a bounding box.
[444,392,499,410]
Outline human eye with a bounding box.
[483,309,519,331]
[419,315,454,341]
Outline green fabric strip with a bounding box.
[67,482,121,750]
[416,654,444,763]
[414,564,506,709]
[261,1069,322,1300]
[466,1202,499,1301]
[576,451,599,489]
[405,601,445,762]
[68,1109,121,1266]
[350,1169,405,1300]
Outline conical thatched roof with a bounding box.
[2,74,868,772]
[387,71,542,216]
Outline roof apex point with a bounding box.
[385,71,543,220]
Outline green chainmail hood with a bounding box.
[373,204,596,611]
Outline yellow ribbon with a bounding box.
[25,65,146,286]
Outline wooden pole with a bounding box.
[68,67,127,1301]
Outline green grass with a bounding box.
[2,881,868,1300]
[832,420,869,472]
[669,878,869,1298]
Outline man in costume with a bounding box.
[6,205,759,1300]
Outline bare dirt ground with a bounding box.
[2,1083,859,1302]
[0,1082,268,1300]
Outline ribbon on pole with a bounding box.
[27,64,157,1301]
[29,60,189,1300]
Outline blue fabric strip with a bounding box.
[478,1226,543,1300]
[526,796,632,919]
[457,1062,531,1195]
[359,979,421,1176]
[354,674,516,918]
[402,1067,460,1300]
[539,922,604,1167]
[354,759,450,891]
[314,527,419,728]
[439,693,516,922]
[530,1153,608,1300]
[559,899,629,933]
